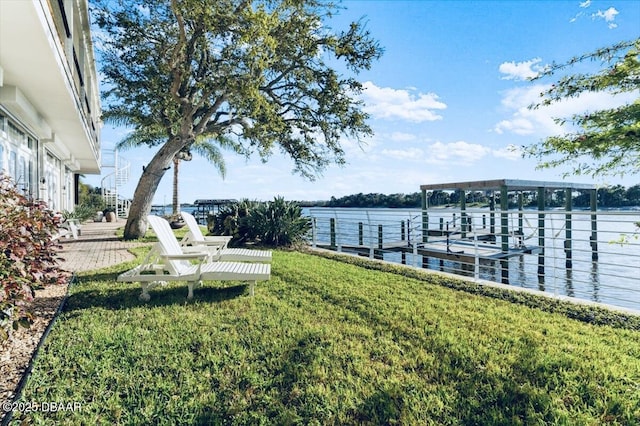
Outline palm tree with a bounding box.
[170,148,192,227]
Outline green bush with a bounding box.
[63,203,99,222]
[210,199,261,246]
[211,197,310,247]
[0,174,70,340]
[247,196,311,246]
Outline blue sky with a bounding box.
[88,0,640,204]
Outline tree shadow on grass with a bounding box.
[65,267,251,313]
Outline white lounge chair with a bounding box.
[180,211,272,263]
[180,211,233,249]
[117,215,270,300]
[53,219,79,240]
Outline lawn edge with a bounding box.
[303,247,640,330]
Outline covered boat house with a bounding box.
[419,179,599,282]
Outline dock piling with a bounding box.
[565,188,573,269]
[330,218,336,249]
[590,189,598,261]
[537,187,545,277]
[376,224,383,260]
[500,185,509,254]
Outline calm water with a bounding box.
[306,207,640,312]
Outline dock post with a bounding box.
[501,260,509,285]
[376,224,383,260]
[439,218,444,232]
[358,222,364,246]
[400,221,406,241]
[590,189,598,261]
[518,192,524,237]
[460,190,467,238]
[330,218,336,249]
[312,217,317,248]
[482,214,486,230]
[565,188,572,269]
[537,187,545,278]
[421,189,429,267]
[500,185,509,284]
[421,189,429,244]
[500,185,509,253]
[489,193,496,241]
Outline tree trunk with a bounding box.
[172,157,180,216]
[123,139,186,240]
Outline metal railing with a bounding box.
[307,208,640,312]
[101,149,131,217]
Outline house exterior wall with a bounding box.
[0,0,101,211]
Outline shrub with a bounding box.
[211,197,311,247]
[210,199,261,246]
[0,174,70,341]
[247,196,311,246]
[63,203,98,222]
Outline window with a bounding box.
[7,122,25,144]
[19,157,27,192]
[0,144,4,173]
[28,159,35,198]
[9,150,17,180]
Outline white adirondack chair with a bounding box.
[180,211,272,263]
[117,215,270,301]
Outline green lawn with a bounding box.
[13,250,640,425]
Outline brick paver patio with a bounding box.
[56,219,148,272]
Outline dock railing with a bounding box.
[307,207,640,312]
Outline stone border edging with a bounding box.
[0,274,76,426]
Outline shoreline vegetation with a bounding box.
[161,184,640,210]
[13,248,640,424]
[298,184,640,209]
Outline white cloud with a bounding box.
[493,84,640,137]
[593,7,619,29]
[494,118,535,135]
[426,141,490,165]
[361,81,447,122]
[492,145,523,160]
[390,132,418,142]
[499,58,544,81]
[499,84,546,109]
[380,147,424,161]
[381,141,498,166]
[571,2,619,28]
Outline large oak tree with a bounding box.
[92,0,382,239]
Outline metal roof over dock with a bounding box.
[193,199,238,205]
[420,179,596,192]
